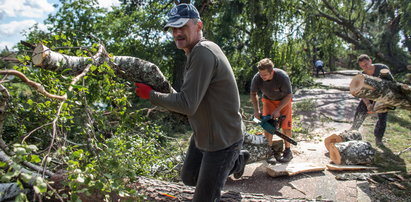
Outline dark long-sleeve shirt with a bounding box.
[150,39,243,151]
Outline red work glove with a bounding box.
[135,83,153,99]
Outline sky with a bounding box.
[0,0,120,51]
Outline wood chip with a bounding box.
[390,182,406,190]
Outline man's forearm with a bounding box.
[276,93,293,111]
[250,93,260,114]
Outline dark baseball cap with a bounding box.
[164,3,200,31]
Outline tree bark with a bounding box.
[350,73,411,111]
[329,140,376,165]
[32,44,174,93]
[122,176,287,201]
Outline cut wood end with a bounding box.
[324,134,343,152]
[329,144,341,165]
[380,68,390,75]
[401,84,410,91]
[32,44,50,66]
[407,65,411,71]
[349,74,365,96]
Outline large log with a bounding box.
[324,130,362,152]
[329,140,376,165]
[349,73,411,111]
[32,44,173,93]
[243,132,284,163]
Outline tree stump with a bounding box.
[350,73,411,111]
[329,140,375,165]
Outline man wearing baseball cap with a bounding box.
[134,3,250,201]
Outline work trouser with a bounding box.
[181,137,243,202]
[351,100,388,139]
[316,66,325,77]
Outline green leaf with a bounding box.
[15,193,28,202]
[26,145,38,152]
[0,161,7,168]
[27,99,33,105]
[14,147,26,155]
[30,155,41,163]
[20,173,32,183]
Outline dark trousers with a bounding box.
[181,137,242,202]
[351,100,388,139]
[316,66,325,77]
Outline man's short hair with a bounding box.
[357,54,371,63]
[257,58,274,71]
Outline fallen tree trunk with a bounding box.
[324,130,362,152]
[329,140,376,165]
[350,73,411,111]
[32,44,174,93]
[123,177,287,201]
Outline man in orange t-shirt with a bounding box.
[250,58,293,163]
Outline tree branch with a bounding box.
[0,70,67,100]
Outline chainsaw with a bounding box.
[253,115,297,146]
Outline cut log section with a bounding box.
[329,140,376,165]
[265,163,325,177]
[350,73,411,111]
[324,130,362,152]
[242,134,283,163]
[326,164,378,171]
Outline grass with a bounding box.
[361,108,411,199]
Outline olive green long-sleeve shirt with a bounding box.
[150,39,243,152]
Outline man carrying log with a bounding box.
[134,3,249,201]
[250,58,294,163]
[350,54,394,146]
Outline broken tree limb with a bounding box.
[349,73,411,111]
[32,44,174,93]
[0,70,66,100]
[329,140,376,165]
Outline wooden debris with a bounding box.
[390,182,406,190]
[326,164,378,171]
[265,163,325,177]
[396,146,411,156]
[289,183,306,195]
[335,173,370,180]
[335,171,402,181]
